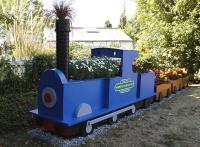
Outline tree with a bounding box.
[124,18,140,40]
[119,2,127,29]
[132,0,200,75]
[104,20,112,28]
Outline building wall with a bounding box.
[45,41,133,50]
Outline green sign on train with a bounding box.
[114,78,134,94]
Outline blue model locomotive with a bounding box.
[31,47,155,137]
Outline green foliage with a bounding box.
[0,58,31,95]
[124,18,140,40]
[133,54,159,73]
[0,92,36,133]
[69,42,90,59]
[130,0,200,79]
[0,54,54,96]
[193,69,200,83]
[0,0,52,58]
[104,20,112,28]
[0,45,53,96]
[24,54,55,87]
[0,12,13,37]
[42,42,91,59]
[119,3,127,29]
[0,58,15,81]
[0,42,15,57]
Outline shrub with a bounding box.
[0,91,37,133]
[0,42,15,58]
[24,54,55,87]
[193,69,200,83]
[0,58,15,81]
[133,54,159,73]
[0,58,28,95]
[69,42,90,59]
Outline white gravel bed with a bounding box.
[28,89,187,147]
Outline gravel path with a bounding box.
[81,86,200,147]
[1,86,200,147]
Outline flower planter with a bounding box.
[169,78,182,93]
[155,82,171,101]
[181,76,189,88]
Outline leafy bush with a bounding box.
[0,58,15,81]
[0,42,15,60]
[0,92,36,133]
[133,54,159,73]
[24,54,55,87]
[129,0,200,77]
[37,42,90,59]
[193,69,200,84]
[69,42,90,59]
[0,58,28,95]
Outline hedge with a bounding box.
[0,91,36,133]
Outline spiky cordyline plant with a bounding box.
[53,1,73,20]
[53,1,74,78]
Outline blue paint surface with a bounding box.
[31,48,156,126]
[137,72,155,99]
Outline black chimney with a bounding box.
[56,18,70,78]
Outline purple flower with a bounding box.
[133,62,140,67]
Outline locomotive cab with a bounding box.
[92,48,139,77]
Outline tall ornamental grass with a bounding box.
[0,0,52,58]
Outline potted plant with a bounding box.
[153,69,171,101]
[165,68,182,93]
[179,68,189,88]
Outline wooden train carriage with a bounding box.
[155,82,171,101]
